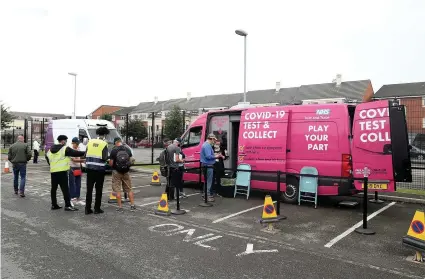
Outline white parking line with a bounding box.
[324,202,396,248]
[212,201,277,224]
[138,193,199,207]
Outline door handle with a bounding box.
[286,149,291,152]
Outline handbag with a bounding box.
[72,168,82,176]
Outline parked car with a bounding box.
[410,145,425,161]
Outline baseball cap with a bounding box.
[207,133,217,140]
[72,137,80,144]
[114,137,122,144]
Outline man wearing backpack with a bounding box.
[109,137,135,212]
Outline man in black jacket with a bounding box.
[46,135,86,211]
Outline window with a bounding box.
[208,115,229,149]
[97,116,100,119]
[112,115,115,121]
[79,129,88,142]
[181,126,202,148]
[121,116,126,120]
[423,117,425,128]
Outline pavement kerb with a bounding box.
[131,168,158,174]
[356,193,425,205]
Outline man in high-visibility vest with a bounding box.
[46,135,86,211]
[85,126,109,215]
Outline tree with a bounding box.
[164,105,183,140]
[100,113,112,121]
[1,102,15,129]
[121,119,147,141]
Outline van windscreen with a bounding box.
[88,129,122,144]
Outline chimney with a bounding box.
[187,92,192,101]
[154,96,158,105]
[275,82,281,93]
[335,74,342,87]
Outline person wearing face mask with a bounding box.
[45,135,86,211]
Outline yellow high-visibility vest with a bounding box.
[47,146,70,173]
[85,138,108,171]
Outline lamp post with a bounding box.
[235,29,248,103]
[68,72,77,119]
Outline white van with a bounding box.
[44,119,132,171]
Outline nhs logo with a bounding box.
[316,109,331,115]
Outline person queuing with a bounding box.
[8,135,31,197]
[85,127,109,215]
[69,137,85,206]
[166,138,186,200]
[33,138,40,164]
[45,135,85,211]
[200,133,224,202]
[109,137,135,212]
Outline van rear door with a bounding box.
[351,100,411,192]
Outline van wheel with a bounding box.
[282,177,299,204]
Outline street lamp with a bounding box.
[235,29,248,103]
[68,72,77,119]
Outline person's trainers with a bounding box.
[64,206,78,211]
[207,196,215,202]
[19,192,25,198]
[130,205,136,211]
[51,205,62,210]
[14,190,18,195]
[116,208,124,213]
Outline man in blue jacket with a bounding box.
[200,133,223,202]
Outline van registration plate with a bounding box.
[361,183,388,190]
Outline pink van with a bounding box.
[181,100,412,203]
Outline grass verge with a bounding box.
[1,148,44,156]
[397,188,425,196]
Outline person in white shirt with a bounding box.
[33,138,40,164]
[69,137,85,205]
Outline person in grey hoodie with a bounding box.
[8,135,31,197]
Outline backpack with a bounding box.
[159,148,170,177]
[115,148,131,172]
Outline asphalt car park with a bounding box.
[1,162,425,279]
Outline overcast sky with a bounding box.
[1,0,424,116]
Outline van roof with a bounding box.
[51,119,116,129]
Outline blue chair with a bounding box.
[298,166,319,208]
[234,164,252,199]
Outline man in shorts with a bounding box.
[109,137,135,212]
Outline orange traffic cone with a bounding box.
[155,193,171,216]
[4,161,10,173]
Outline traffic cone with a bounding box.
[3,161,10,173]
[261,195,278,221]
[108,192,118,203]
[402,209,425,262]
[155,193,171,216]
[151,171,161,186]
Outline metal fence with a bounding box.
[1,119,48,150]
[391,97,425,191]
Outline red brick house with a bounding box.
[89,105,123,120]
[374,82,425,135]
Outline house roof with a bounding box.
[374,82,425,98]
[11,111,67,120]
[291,80,371,102]
[89,105,123,115]
[131,79,371,113]
[113,106,136,116]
